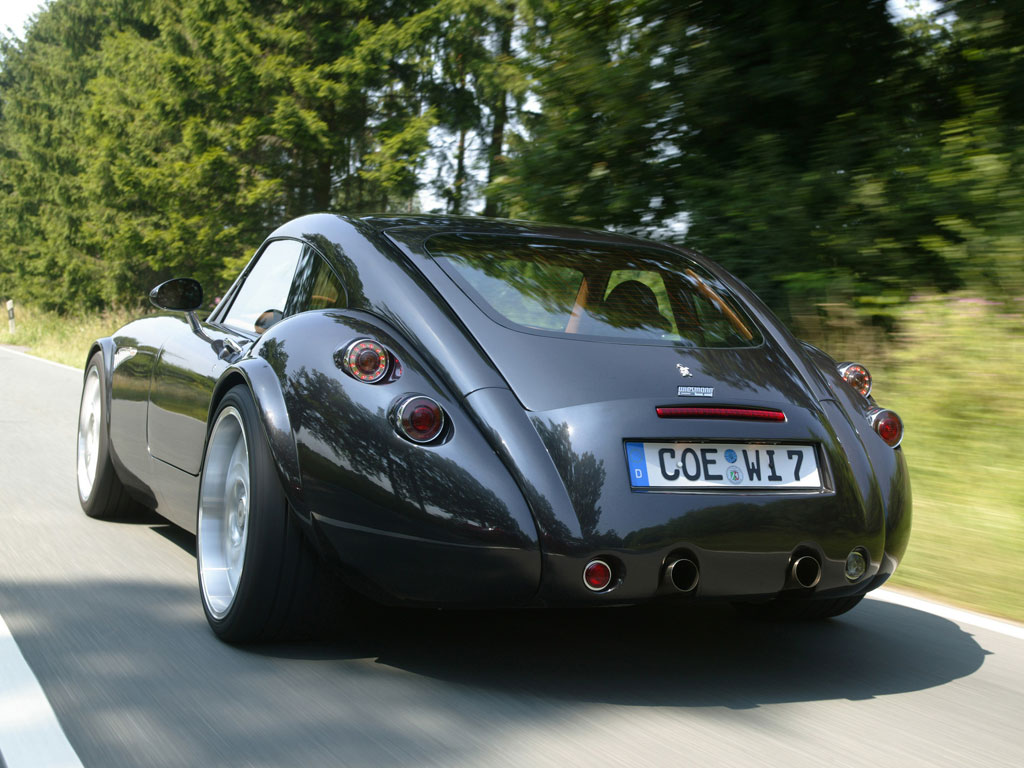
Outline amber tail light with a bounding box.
[340,339,390,383]
[838,362,872,397]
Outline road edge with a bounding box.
[0,345,79,373]
[0,611,85,768]
[870,587,1024,640]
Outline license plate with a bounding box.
[625,441,821,489]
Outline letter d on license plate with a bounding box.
[625,441,821,489]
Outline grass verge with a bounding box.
[4,297,1023,622]
[0,303,136,368]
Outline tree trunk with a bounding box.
[452,127,467,214]
[482,3,514,218]
[313,157,332,211]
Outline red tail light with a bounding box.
[342,339,390,383]
[656,406,786,422]
[394,396,445,443]
[583,560,613,591]
[868,408,903,448]
[838,362,872,397]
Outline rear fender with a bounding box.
[240,308,542,604]
[209,359,304,510]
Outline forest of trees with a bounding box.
[1,0,1022,315]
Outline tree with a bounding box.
[498,1,964,311]
[911,0,1024,296]
[423,0,525,216]
[0,0,130,311]
[3,0,1022,314]
[0,0,445,309]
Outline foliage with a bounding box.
[0,0,447,310]
[0,301,136,367]
[496,1,1024,313]
[499,1,953,310]
[2,1,1022,314]
[421,0,524,215]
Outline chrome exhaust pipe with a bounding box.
[664,558,700,593]
[790,555,821,589]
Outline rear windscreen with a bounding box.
[425,234,762,348]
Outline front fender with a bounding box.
[85,337,117,424]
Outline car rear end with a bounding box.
[383,223,910,608]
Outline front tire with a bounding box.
[733,594,865,621]
[77,352,138,519]
[197,385,320,642]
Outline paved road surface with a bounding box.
[2,345,1023,767]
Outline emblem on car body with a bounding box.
[678,386,714,397]
[676,364,693,378]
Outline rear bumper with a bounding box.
[314,523,901,607]
[310,389,911,607]
[540,545,881,606]
[312,450,911,607]
[312,512,542,606]
[538,446,912,606]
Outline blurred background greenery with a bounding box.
[1,0,1022,619]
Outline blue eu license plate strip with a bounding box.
[625,442,650,486]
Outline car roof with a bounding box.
[352,213,685,252]
[269,212,699,261]
[264,212,711,300]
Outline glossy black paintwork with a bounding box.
[88,213,911,608]
[249,309,542,603]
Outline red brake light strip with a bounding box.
[656,406,786,422]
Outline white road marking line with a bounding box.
[0,346,79,373]
[871,588,1024,640]
[0,612,85,768]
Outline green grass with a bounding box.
[0,303,136,368]
[4,297,1023,622]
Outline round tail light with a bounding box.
[838,362,872,397]
[868,408,903,447]
[583,559,613,591]
[341,339,390,383]
[395,396,445,443]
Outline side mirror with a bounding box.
[150,278,203,311]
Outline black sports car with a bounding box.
[76,214,911,641]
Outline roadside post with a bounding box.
[6,299,13,334]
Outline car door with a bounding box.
[147,238,306,475]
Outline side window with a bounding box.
[222,239,303,335]
[288,248,346,314]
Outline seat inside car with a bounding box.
[601,279,671,334]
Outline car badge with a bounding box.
[676,364,693,378]
[678,385,714,397]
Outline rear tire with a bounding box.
[77,352,139,519]
[197,384,322,643]
[733,594,865,621]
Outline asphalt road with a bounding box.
[2,345,1023,768]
